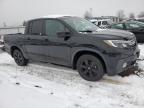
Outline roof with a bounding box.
[42,15,74,18]
[90,19,111,22]
[28,15,75,21]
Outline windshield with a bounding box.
[62,17,99,32]
[137,19,144,23]
[128,21,144,27]
[136,21,144,27]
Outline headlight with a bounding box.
[104,40,129,48]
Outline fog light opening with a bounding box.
[123,63,127,68]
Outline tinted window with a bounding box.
[45,20,65,37]
[28,22,33,34]
[126,22,144,29]
[111,23,123,29]
[30,20,43,35]
[98,22,101,26]
[102,21,108,25]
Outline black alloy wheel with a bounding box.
[77,55,104,81]
[13,49,28,66]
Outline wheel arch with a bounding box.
[10,46,28,59]
[72,50,107,73]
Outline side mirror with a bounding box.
[57,32,71,38]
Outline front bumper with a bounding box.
[115,51,139,74]
[105,47,140,76]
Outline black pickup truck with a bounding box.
[4,16,140,81]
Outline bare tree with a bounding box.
[138,12,144,18]
[23,21,27,26]
[3,22,7,27]
[129,13,135,19]
[84,8,93,19]
[116,10,125,21]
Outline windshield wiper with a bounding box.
[79,30,94,33]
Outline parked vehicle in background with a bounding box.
[0,35,4,44]
[90,19,112,29]
[0,35,4,50]
[136,18,144,23]
[4,16,140,81]
[109,21,144,43]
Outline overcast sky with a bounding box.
[0,0,144,26]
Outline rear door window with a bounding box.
[29,20,43,35]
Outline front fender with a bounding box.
[71,47,107,69]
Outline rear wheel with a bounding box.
[77,55,104,81]
[13,49,28,66]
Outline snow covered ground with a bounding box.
[0,45,144,108]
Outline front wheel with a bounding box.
[13,49,28,66]
[77,55,104,81]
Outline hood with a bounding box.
[96,29,134,40]
[81,29,135,40]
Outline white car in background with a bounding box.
[0,35,4,44]
[0,35,4,50]
[90,19,113,29]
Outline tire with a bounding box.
[13,49,28,66]
[76,55,104,81]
